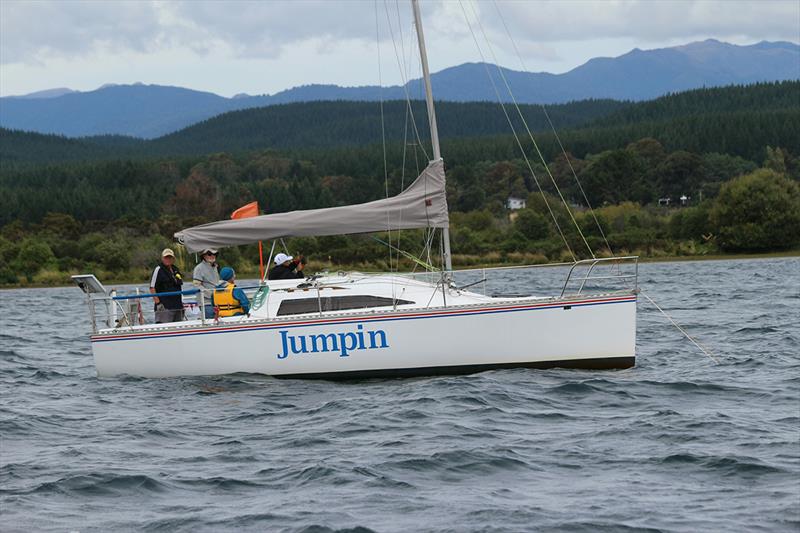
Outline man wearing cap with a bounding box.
[213,267,250,317]
[268,253,306,280]
[192,249,219,319]
[149,248,185,324]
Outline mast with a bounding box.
[411,0,452,271]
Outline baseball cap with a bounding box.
[161,248,176,258]
[274,253,293,265]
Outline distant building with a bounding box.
[658,197,671,207]
[506,196,526,210]
[679,194,690,206]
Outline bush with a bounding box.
[15,239,56,276]
[710,169,800,251]
[514,209,549,240]
[669,205,710,240]
[96,239,132,271]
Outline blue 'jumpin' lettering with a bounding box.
[277,324,389,359]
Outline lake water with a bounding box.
[1,258,798,532]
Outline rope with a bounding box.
[490,0,614,257]
[641,291,720,364]
[457,0,576,262]
[465,0,594,259]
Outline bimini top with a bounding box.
[175,159,448,252]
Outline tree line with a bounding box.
[1,137,797,286]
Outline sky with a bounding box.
[1,0,798,98]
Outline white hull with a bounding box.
[91,292,636,378]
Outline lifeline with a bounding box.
[277,324,389,359]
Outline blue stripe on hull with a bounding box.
[93,296,636,344]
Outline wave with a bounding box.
[658,453,786,475]
[21,473,169,496]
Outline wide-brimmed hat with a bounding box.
[201,249,218,255]
[161,248,175,258]
[274,253,293,265]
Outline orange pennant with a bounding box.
[231,201,259,219]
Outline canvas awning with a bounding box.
[175,159,448,252]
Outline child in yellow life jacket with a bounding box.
[213,267,250,317]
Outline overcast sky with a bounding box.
[1,0,798,97]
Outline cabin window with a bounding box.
[277,295,414,316]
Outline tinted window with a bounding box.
[277,295,414,316]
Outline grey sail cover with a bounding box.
[175,159,448,252]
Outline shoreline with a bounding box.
[3,249,798,290]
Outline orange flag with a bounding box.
[231,201,265,278]
[231,201,259,219]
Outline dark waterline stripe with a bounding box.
[272,356,637,380]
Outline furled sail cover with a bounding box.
[175,159,448,252]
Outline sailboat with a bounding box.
[74,1,638,379]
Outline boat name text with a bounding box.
[277,325,389,359]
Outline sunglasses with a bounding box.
[205,252,217,256]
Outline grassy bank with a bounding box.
[4,249,797,290]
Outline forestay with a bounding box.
[175,159,448,252]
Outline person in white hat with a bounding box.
[192,249,219,319]
[268,252,306,280]
[149,248,185,323]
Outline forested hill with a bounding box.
[152,99,623,156]
[1,98,625,165]
[592,81,800,126]
[1,81,798,169]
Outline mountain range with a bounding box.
[3,81,796,168]
[1,39,797,139]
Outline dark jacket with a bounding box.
[150,262,184,309]
[268,262,304,280]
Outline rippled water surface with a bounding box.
[2,258,799,532]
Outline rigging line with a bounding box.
[393,0,411,89]
[384,0,416,273]
[466,0,594,259]
[371,236,438,271]
[392,0,424,274]
[490,0,613,257]
[641,291,720,364]
[456,0,576,262]
[409,227,437,275]
[382,0,430,162]
[375,0,392,275]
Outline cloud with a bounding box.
[2,0,798,67]
[473,0,800,44]
[1,0,432,64]
[1,0,797,97]
[0,0,164,64]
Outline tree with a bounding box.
[710,169,800,251]
[627,137,666,167]
[580,150,646,205]
[764,146,788,175]
[655,151,704,199]
[163,168,222,219]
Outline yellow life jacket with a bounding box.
[213,284,244,317]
